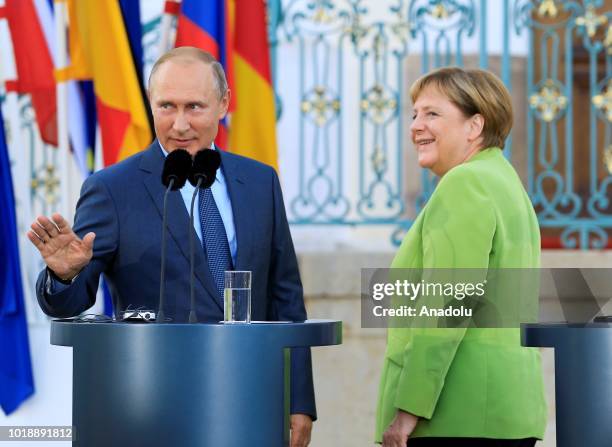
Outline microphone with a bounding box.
[187,149,222,323]
[188,148,221,188]
[157,149,192,323]
[162,149,192,189]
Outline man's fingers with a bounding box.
[51,213,70,234]
[289,428,302,447]
[32,216,53,241]
[82,232,96,250]
[27,230,45,250]
[30,221,49,242]
[37,215,60,238]
[289,433,306,447]
[289,427,310,446]
[289,414,311,447]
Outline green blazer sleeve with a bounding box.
[392,165,495,418]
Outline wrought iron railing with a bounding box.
[265,0,612,248]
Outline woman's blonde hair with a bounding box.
[410,67,513,149]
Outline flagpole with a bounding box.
[159,0,181,57]
[54,0,71,221]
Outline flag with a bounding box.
[3,0,57,146]
[118,0,153,138]
[175,0,234,150]
[229,0,279,170]
[0,105,35,415]
[119,0,145,84]
[63,0,152,166]
[66,81,97,177]
[32,0,96,178]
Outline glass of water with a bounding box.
[224,271,251,323]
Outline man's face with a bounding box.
[149,59,229,155]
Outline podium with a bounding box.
[51,319,342,447]
[521,322,612,447]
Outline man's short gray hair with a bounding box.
[148,46,228,99]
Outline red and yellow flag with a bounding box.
[63,0,152,166]
[229,0,278,171]
[3,0,57,146]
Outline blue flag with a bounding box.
[119,0,144,84]
[0,105,35,415]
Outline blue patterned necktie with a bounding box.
[199,187,232,298]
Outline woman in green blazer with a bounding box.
[376,68,547,446]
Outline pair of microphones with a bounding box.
[161,148,220,191]
[158,149,222,324]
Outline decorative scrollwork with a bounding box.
[408,0,476,35]
[529,79,568,122]
[370,146,387,177]
[290,173,350,222]
[388,2,412,44]
[345,13,370,46]
[301,86,341,126]
[360,84,397,125]
[605,145,612,175]
[575,4,607,38]
[431,3,449,19]
[391,223,410,246]
[283,0,356,37]
[587,175,612,218]
[31,164,60,206]
[561,224,608,249]
[592,79,612,123]
[311,0,335,23]
[537,0,559,18]
[350,19,408,59]
[532,170,581,219]
[514,0,579,33]
[356,187,403,219]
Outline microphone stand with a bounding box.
[188,176,205,323]
[157,177,175,323]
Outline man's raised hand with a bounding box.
[27,213,95,281]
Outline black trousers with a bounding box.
[408,438,538,447]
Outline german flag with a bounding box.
[229,0,278,171]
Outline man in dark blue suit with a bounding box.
[28,47,314,446]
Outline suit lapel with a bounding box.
[139,142,222,311]
[219,151,252,271]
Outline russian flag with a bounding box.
[175,0,235,150]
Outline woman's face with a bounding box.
[410,85,480,176]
